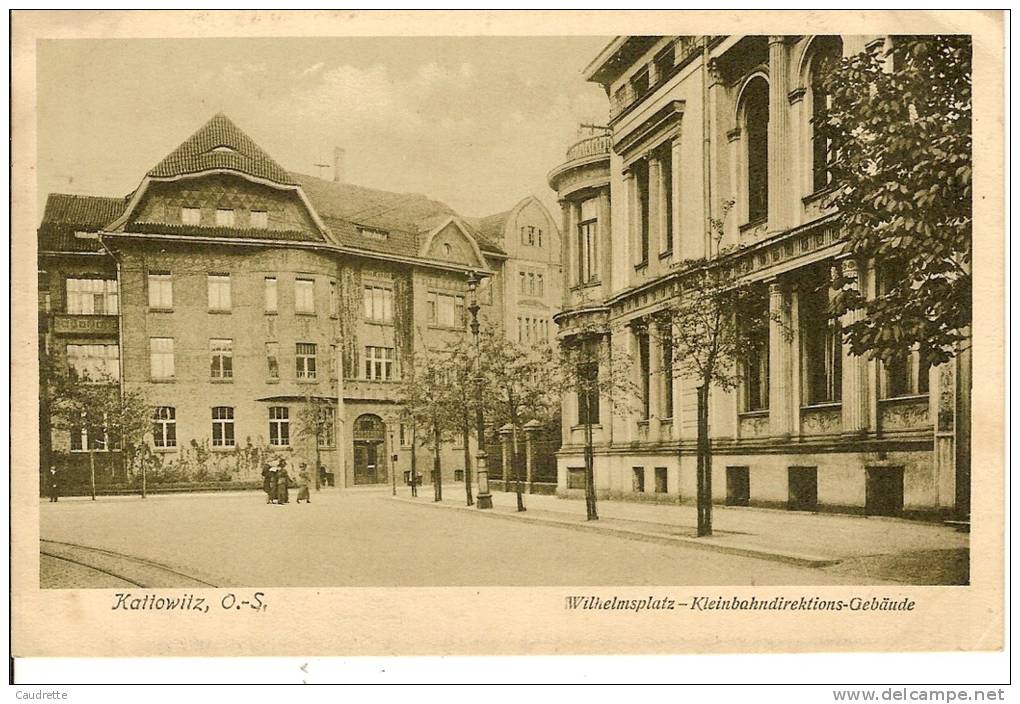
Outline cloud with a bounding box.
[301,62,325,76]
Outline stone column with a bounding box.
[840,259,870,436]
[559,199,574,291]
[768,279,793,438]
[498,423,514,490]
[647,323,662,443]
[787,87,806,227]
[648,156,663,262]
[670,137,682,258]
[523,419,541,491]
[726,127,742,241]
[597,187,611,285]
[569,200,582,286]
[624,169,641,268]
[768,36,792,234]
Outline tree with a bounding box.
[477,328,561,512]
[48,362,151,499]
[295,395,335,492]
[555,318,638,521]
[436,334,478,507]
[651,205,772,536]
[821,36,972,366]
[396,338,458,502]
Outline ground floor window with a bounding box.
[152,406,176,449]
[567,467,586,490]
[269,406,290,446]
[787,466,818,511]
[211,406,235,447]
[654,467,668,493]
[726,466,750,506]
[632,466,645,493]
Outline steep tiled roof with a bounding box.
[291,172,454,234]
[148,113,295,186]
[38,193,128,252]
[471,210,510,244]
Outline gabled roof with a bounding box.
[291,172,454,234]
[38,193,128,252]
[470,210,511,244]
[147,113,296,186]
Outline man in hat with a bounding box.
[46,465,59,502]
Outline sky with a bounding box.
[37,36,611,221]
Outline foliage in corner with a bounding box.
[820,35,972,366]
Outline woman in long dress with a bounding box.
[276,460,290,505]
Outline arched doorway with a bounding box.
[353,413,386,485]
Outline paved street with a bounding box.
[35,488,909,587]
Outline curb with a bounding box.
[389,496,840,568]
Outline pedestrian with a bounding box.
[276,459,290,505]
[295,462,311,504]
[47,465,59,502]
[267,460,279,504]
[261,461,273,504]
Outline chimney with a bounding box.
[333,147,345,184]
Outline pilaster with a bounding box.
[768,36,793,233]
[768,279,793,438]
[840,259,870,436]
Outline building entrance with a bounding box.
[353,414,387,485]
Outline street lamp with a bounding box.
[467,271,493,510]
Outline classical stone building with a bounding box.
[550,35,971,518]
[38,113,560,492]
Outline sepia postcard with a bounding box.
[10,10,1005,661]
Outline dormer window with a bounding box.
[358,227,388,241]
[216,209,235,227]
[207,145,238,155]
[181,207,201,226]
[250,210,268,229]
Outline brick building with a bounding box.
[549,35,971,518]
[38,113,561,492]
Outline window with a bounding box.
[264,277,278,313]
[537,228,543,247]
[149,338,175,380]
[742,77,770,223]
[577,197,599,285]
[211,407,235,448]
[269,406,289,447]
[576,339,601,426]
[427,292,464,328]
[330,280,339,317]
[630,67,650,98]
[207,274,231,311]
[655,141,674,253]
[634,159,650,264]
[329,344,337,379]
[209,339,233,379]
[181,207,201,226]
[809,37,843,193]
[884,353,931,398]
[358,227,388,241]
[637,329,651,419]
[632,466,645,493]
[654,467,668,494]
[522,226,537,246]
[654,42,675,83]
[364,285,393,323]
[443,243,452,257]
[742,289,770,412]
[800,268,842,405]
[744,342,770,412]
[66,278,118,315]
[527,272,535,296]
[318,405,336,448]
[215,209,235,227]
[660,326,674,418]
[70,416,113,453]
[295,278,315,314]
[266,342,279,379]
[250,210,268,229]
[66,344,119,382]
[518,271,526,294]
[567,467,587,490]
[365,346,394,381]
[152,406,176,449]
[296,342,317,380]
[399,423,411,448]
[147,271,173,309]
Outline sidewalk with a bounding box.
[392,489,969,572]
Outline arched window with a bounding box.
[808,36,843,192]
[740,77,770,224]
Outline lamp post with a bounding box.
[467,271,493,509]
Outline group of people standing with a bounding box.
[262,458,312,505]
